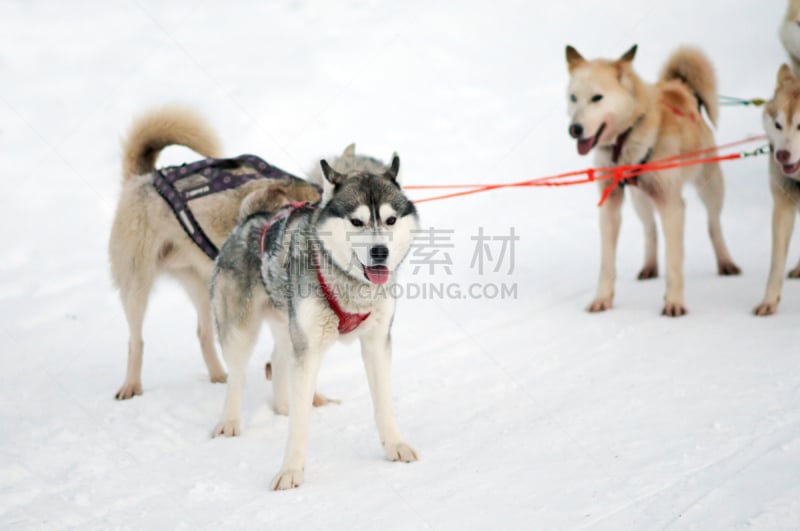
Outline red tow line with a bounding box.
[406,135,769,206]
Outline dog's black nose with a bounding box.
[776,149,791,163]
[370,245,389,263]
[569,123,584,139]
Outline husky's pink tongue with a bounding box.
[783,161,800,176]
[364,265,390,285]
[577,138,594,155]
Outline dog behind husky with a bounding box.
[109,107,319,399]
[565,45,740,316]
[781,0,800,76]
[755,64,800,315]
[211,145,419,490]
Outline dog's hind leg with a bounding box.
[114,271,154,400]
[174,269,227,383]
[110,233,156,400]
[360,322,418,463]
[213,319,260,436]
[656,189,688,317]
[630,188,658,280]
[212,272,262,437]
[695,162,741,275]
[588,184,624,312]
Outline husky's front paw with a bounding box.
[115,381,142,400]
[213,419,241,437]
[788,265,800,278]
[587,298,613,312]
[718,260,742,276]
[661,302,687,317]
[754,301,778,316]
[271,469,304,490]
[384,441,418,462]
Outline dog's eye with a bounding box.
[385,216,397,226]
[591,94,604,103]
[570,94,577,103]
[350,218,364,227]
[776,121,783,131]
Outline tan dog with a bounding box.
[565,45,740,316]
[781,0,800,76]
[754,64,800,316]
[109,107,320,399]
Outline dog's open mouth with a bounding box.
[577,123,606,155]
[782,160,800,176]
[363,265,390,285]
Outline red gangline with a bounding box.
[408,134,767,205]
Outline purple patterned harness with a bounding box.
[153,154,310,260]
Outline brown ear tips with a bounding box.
[619,44,637,63]
[566,45,584,65]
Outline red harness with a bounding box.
[661,100,697,122]
[257,202,370,334]
[313,253,371,334]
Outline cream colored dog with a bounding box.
[109,107,319,399]
[565,45,740,316]
[754,64,800,316]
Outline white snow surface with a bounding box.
[2,0,799,529]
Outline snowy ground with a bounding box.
[2,0,799,529]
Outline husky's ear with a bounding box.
[566,45,585,71]
[618,44,637,64]
[384,154,400,183]
[342,143,356,158]
[778,63,795,87]
[320,159,345,186]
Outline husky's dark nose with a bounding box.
[370,245,389,264]
[569,123,584,139]
[776,149,792,163]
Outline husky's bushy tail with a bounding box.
[122,106,222,180]
[660,47,719,127]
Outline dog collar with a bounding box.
[610,122,652,189]
[611,127,633,164]
[611,113,649,164]
[313,253,370,334]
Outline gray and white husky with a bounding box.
[211,145,419,490]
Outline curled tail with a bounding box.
[122,106,222,180]
[660,47,719,127]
